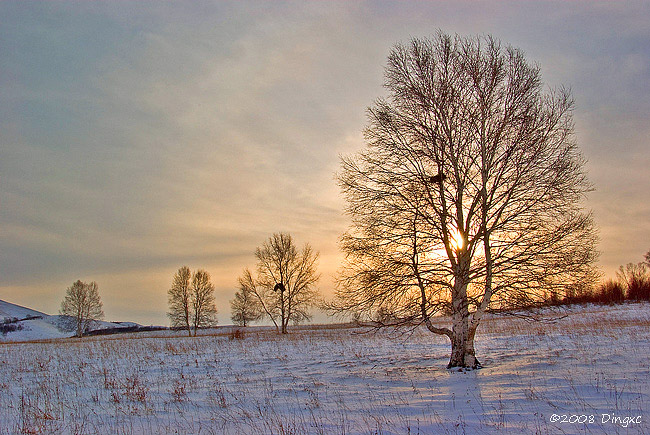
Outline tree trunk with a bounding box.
[281,306,288,334]
[448,321,481,369]
[280,285,288,334]
[448,262,481,369]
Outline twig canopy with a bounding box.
[334,31,599,368]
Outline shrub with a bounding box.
[229,329,245,341]
[593,279,626,304]
[1,318,23,336]
[627,275,650,301]
[617,262,650,301]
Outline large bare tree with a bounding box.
[238,233,320,334]
[167,266,218,336]
[334,32,598,369]
[60,280,104,338]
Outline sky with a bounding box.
[1,1,649,326]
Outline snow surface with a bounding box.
[0,303,648,434]
[0,300,47,319]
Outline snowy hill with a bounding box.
[0,299,47,320]
[0,299,142,342]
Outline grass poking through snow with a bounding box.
[1,303,648,434]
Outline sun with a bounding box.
[420,227,465,262]
[449,228,464,252]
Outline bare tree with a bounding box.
[333,32,598,369]
[60,280,104,337]
[167,266,192,335]
[191,269,218,334]
[237,268,282,331]
[238,233,320,334]
[168,266,218,336]
[230,274,263,326]
[617,262,650,301]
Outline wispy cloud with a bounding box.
[1,1,649,324]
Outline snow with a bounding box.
[0,299,47,319]
[0,302,648,434]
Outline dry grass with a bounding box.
[478,304,650,337]
[0,303,648,434]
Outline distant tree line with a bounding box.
[548,250,650,305]
[163,233,320,336]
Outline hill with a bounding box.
[0,299,142,342]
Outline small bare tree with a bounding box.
[230,276,263,326]
[617,262,650,301]
[60,280,104,337]
[237,233,320,334]
[333,32,598,369]
[237,268,282,331]
[168,266,192,335]
[168,266,218,336]
[191,269,218,334]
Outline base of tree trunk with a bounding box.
[447,358,482,370]
[447,351,482,370]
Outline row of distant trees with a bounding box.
[59,274,220,338]
[166,232,321,335]
[55,232,320,338]
[58,246,647,339]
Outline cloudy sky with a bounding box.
[1,1,648,325]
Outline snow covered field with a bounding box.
[0,303,648,434]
